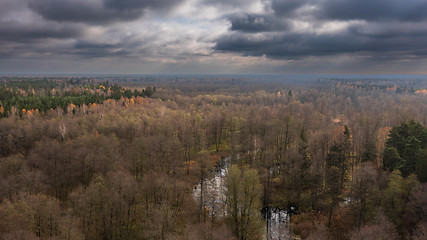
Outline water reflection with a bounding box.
[193,156,291,240]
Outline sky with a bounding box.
[1,0,427,74]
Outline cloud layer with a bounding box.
[29,0,185,24]
[1,0,427,74]
[215,0,427,61]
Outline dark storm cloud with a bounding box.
[227,13,290,32]
[29,0,143,24]
[215,28,427,59]
[347,24,427,39]
[268,0,427,22]
[70,38,164,59]
[74,41,118,50]
[0,0,26,15]
[214,32,361,58]
[0,21,82,42]
[72,48,132,58]
[319,0,427,22]
[70,40,137,58]
[202,0,257,8]
[2,0,427,73]
[271,0,310,16]
[104,0,183,10]
[29,0,185,24]
[215,0,427,61]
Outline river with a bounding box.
[193,157,291,240]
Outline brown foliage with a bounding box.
[348,213,398,240]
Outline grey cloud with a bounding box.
[271,0,310,16]
[214,0,427,61]
[72,49,132,58]
[0,38,135,60]
[0,21,82,42]
[202,0,258,8]
[3,0,427,73]
[70,40,139,58]
[0,0,84,59]
[269,0,427,22]
[70,34,180,59]
[214,28,427,60]
[104,0,183,10]
[227,13,290,32]
[215,33,348,58]
[29,0,185,25]
[0,0,27,16]
[319,0,427,21]
[29,0,143,24]
[74,41,118,50]
[348,24,427,39]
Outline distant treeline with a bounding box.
[0,79,155,117]
[320,77,427,93]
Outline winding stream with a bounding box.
[193,157,291,240]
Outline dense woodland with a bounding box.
[0,75,426,240]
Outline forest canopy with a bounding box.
[0,75,426,240]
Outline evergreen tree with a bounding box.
[325,126,351,227]
[383,121,427,180]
